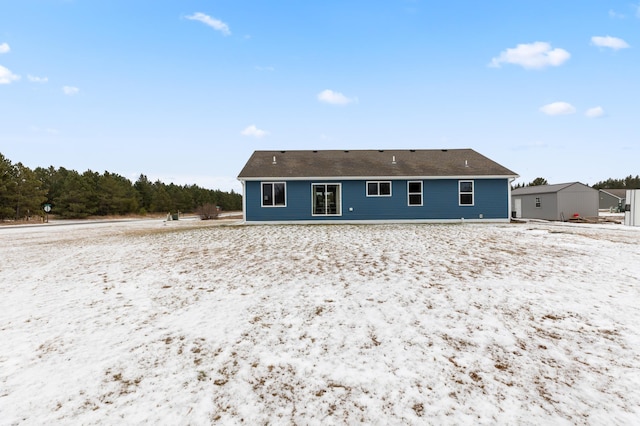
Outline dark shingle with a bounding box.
[599,189,629,199]
[511,182,582,195]
[238,149,517,179]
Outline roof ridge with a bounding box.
[239,149,518,179]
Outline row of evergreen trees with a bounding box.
[591,175,640,190]
[514,175,640,189]
[0,153,242,221]
[512,177,549,188]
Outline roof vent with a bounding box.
[409,149,416,152]
[378,150,384,152]
[313,150,318,153]
[280,150,286,153]
[392,155,397,164]
[442,149,448,152]
[272,156,277,164]
[344,150,349,153]
[465,160,468,167]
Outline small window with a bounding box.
[408,181,422,206]
[459,180,474,206]
[366,181,392,197]
[262,182,286,207]
[535,197,541,208]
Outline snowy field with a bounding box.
[1,218,639,425]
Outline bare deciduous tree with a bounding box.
[196,203,219,220]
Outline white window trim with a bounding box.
[366,181,392,197]
[261,182,287,207]
[407,181,423,206]
[311,183,342,216]
[459,180,474,206]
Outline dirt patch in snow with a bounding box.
[1,220,639,424]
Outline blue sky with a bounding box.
[1,0,638,192]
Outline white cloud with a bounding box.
[0,42,10,54]
[585,106,605,118]
[32,126,59,134]
[62,86,79,95]
[490,42,570,69]
[0,65,20,84]
[186,12,231,36]
[28,74,48,83]
[317,89,356,105]
[591,36,630,50]
[539,101,576,116]
[241,125,269,138]
[608,9,625,19]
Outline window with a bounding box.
[312,183,341,216]
[459,180,474,205]
[535,197,541,208]
[408,181,422,206]
[367,181,391,197]
[262,182,286,207]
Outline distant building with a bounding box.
[599,189,627,211]
[511,182,598,221]
[238,149,518,224]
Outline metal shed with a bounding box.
[599,189,627,211]
[511,182,599,221]
[624,190,640,227]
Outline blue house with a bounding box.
[237,149,518,223]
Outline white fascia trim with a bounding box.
[239,175,519,181]
[599,189,623,200]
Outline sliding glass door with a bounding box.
[312,184,341,216]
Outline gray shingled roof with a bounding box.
[238,149,517,179]
[599,189,628,199]
[511,182,589,195]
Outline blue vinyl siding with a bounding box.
[245,179,510,221]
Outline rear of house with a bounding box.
[511,182,598,221]
[237,149,518,224]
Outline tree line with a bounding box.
[1,153,242,221]
[591,175,640,190]
[512,177,549,188]
[513,175,640,190]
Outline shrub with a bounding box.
[196,203,219,220]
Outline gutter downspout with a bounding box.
[239,179,247,223]
[508,177,517,220]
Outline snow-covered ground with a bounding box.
[1,218,639,424]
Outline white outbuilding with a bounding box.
[624,190,640,227]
